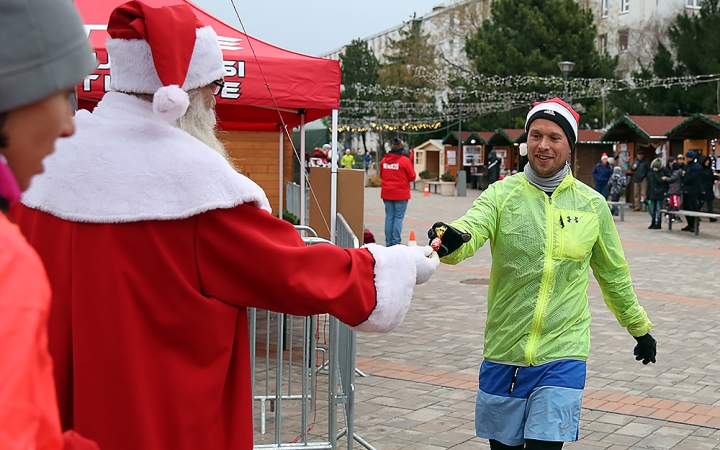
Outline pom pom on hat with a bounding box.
[519,142,528,157]
[152,85,190,123]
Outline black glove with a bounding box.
[633,333,657,365]
[427,222,471,257]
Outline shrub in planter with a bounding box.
[418,169,432,179]
[440,172,456,182]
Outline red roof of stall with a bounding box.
[75,0,340,131]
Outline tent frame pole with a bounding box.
[299,113,307,226]
[278,125,284,217]
[330,110,338,244]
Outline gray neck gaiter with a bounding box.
[524,163,569,195]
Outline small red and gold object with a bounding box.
[430,224,447,252]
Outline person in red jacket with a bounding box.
[380,138,417,246]
[11,3,440,450]
[0,1,99,449]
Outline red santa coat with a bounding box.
[379,152,416,200]
[13,93,419,450]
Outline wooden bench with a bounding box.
[607,201,633,222]
[660,209,720,235]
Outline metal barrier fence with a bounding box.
[285,181,309,220]
[251,214,373,450]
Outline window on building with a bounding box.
[601,0,609,17]
[686,0,702,7]
[620,0,629,13]
[599,34,607,54]
[618,29,629,51]
[463,146,482,166]
[415,151,424,165]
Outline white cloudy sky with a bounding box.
[193,0,448,56]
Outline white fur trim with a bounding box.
[153,85,190,123]
[22,92,271,222]
[519,142,528,157]
[525,101,578,143]
[106,26,225,94]
[350,244,416,333]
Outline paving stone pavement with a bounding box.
[253,185,720,449]
[352,186,720,449]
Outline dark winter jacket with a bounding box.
[665,163,683,196]
[682,159,703,196]
[631,156,650,182]
[647,169,667,201]
[487,152,501,184]
[592,162,613,185]
[608,173,628,197]
[698,156,716,201]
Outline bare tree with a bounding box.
[615,9,681,75]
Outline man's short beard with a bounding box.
[177,90,234,167]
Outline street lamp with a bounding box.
[393,99,402,138]
[456,86,467,170]
[557,60,575,103]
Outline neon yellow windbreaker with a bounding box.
[443,171,653,366]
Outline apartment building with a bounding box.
[321,0,701,76]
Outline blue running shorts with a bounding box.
[475,359,586,447]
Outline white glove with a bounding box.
[411,245,440,285]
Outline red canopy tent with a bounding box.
[75,0,341,131]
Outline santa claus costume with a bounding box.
[11,2,438,450]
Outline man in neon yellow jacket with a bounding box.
[428,98,656,450]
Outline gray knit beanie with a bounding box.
[0,0,97,113]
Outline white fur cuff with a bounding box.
[351,244,416,333]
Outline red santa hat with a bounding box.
[520,98,580,156]
[106,1,225,122]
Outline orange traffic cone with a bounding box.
[408,230,417,246]
[423,184,430,196]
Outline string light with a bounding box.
[332,122,443,133]
[338,72,720,126]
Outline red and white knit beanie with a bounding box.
[106,1,225,123]
[520,98,580,156]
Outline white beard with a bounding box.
[177,90,233,167]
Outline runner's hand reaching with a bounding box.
[427,222,471,257]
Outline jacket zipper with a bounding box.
[524,193,555,366]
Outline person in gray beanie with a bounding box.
[0,0,98,449]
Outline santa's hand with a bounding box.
[411,245,439,285]
[427,222,471,257]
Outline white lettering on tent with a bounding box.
[96,54,111,71]
[84,24,107,39]
[217,36,242,51]
[219,81,241,100]
[383,163,400,170]
[224,61,245,78]
[82,74,100,92]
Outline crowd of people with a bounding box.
[592,149,718,230]
[309,144,373,170]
